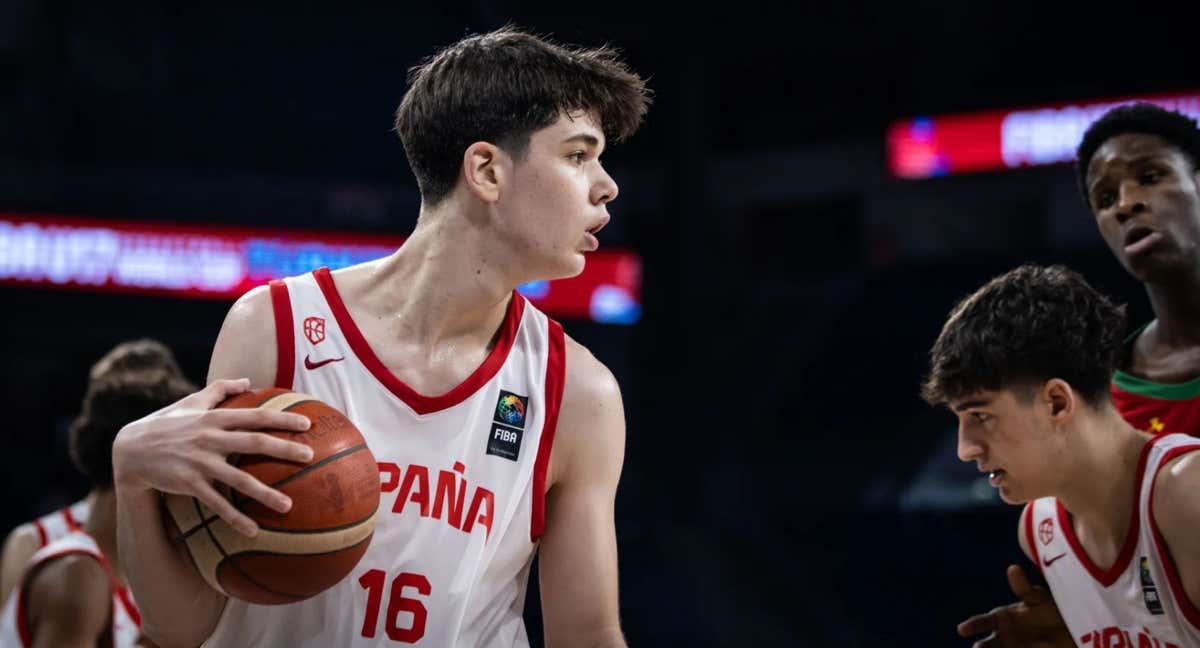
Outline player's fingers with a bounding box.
[1006,564,1038,604]
[206,460,293,514]
[958,612,997,637]
[188,378,252,409]
[205,408,312,435]
[972,632,999,648]
[206,429,314,463]
[189,477,259,537]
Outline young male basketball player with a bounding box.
[957,104,1200,646]
[0,344,196,647]
[926,264,1200,646]
[112,27,649,647]
[0,339,185,608]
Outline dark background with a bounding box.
[1,1,1189,645]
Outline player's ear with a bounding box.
[1042,379,1076,424]
[462,141,507,204]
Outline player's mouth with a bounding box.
[986,469,1006,487]
[1124,225,1163,257]
[582,217,609,252]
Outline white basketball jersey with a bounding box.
[0,531,141,648]
[1026,433,1200,648]
[205,267,565,647]
[30,499,89,548]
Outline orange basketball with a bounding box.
[163,388,381,605]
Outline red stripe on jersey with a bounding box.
[1148,444,1200,631]
[531,318,566,542]
[1022,502,1041,574]
[1056,438,1154,587]
[313,267,526,415]
[61,506,80,532]
[31,520,47,548]
[269,279,295,390]
[112,580,141,628]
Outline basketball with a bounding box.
[163,388,381,605]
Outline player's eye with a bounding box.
[972,412,990,423]
[1095,190,1116,210]
[568,151,586,164]
[1141,168,1162,184]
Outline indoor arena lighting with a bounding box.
[0,212,642,324]
[887,90,1200,179]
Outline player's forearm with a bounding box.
[116,486,224,648]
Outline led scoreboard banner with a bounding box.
[0,212,643,324]
[887,90,1200,179]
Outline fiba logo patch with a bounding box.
[1039,519,1054,545]
[304,316,327,345]
[487,390,529,461]
[1140,557,1165,615]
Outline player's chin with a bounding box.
[996,485,1028,505]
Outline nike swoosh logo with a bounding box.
[1042,553,1068,567]
[304,354,346,370]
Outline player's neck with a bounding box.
[1144,266,1200,347]
[83,488,121,578]
[1056,418,1149,547]
[366,209,519,346]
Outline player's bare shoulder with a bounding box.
[209,284,278,386]
[549,335,626,488]
[1152,451,1200,541]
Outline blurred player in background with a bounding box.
[0,339,184,607]
[927,265,1200,647]
[957,104,1200,646]
[112,27,649,647]
[0,342,195,647]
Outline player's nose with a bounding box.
[956,427,984,463]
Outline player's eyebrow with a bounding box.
[1088,155,1169,193]
[953,398,992,412]
[562,133,602,151]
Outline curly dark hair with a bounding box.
[87,338,183,381]
[394,26,652,206]
[1076,103,1200,206]
[921,265,1127,408]
[69,346,196,488]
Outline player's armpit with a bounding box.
[207,285,278,387]
[1151,451,1200,610]
[538,339,627,648]
[26,554,111,648]
[0,524,40,608]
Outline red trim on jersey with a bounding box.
[531,318,566,542]
[1055,437,1155,587]
[31,520,47,548]
[1023,502,1041,574]
[61,506,80,532]
[269,279,295,389]
[15,547,104,647]
[312,266,527,415]
[112,580,141,628]
[1147,443,1200,631]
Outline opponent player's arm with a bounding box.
[0,524,40,607]
[538,339,627,648]
[1151,452,1200,609]
[25,554,111,648]
[113,288,312,648]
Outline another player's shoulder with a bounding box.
[2,523,41,555]
[26,551,110,629]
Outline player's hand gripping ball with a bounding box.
[163,389,381,604]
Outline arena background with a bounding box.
[1,2,1195,645]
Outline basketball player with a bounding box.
[0,347,196,647]
[0,339,185,607]
[112,27,649,647]
[957,104,1200,646]
[925,264,1200,646]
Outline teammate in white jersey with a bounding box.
[0,339,184,608]
[112,27,649,647]
[0,343,195,647]
[923,265,1200,647]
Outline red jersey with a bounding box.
[1112,370,1200,437]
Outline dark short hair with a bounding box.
[1076,103,1200,205]
[70,346,196,488]
[921,265,1126,408]
[394,26,651,206]
[88,338,183,381]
